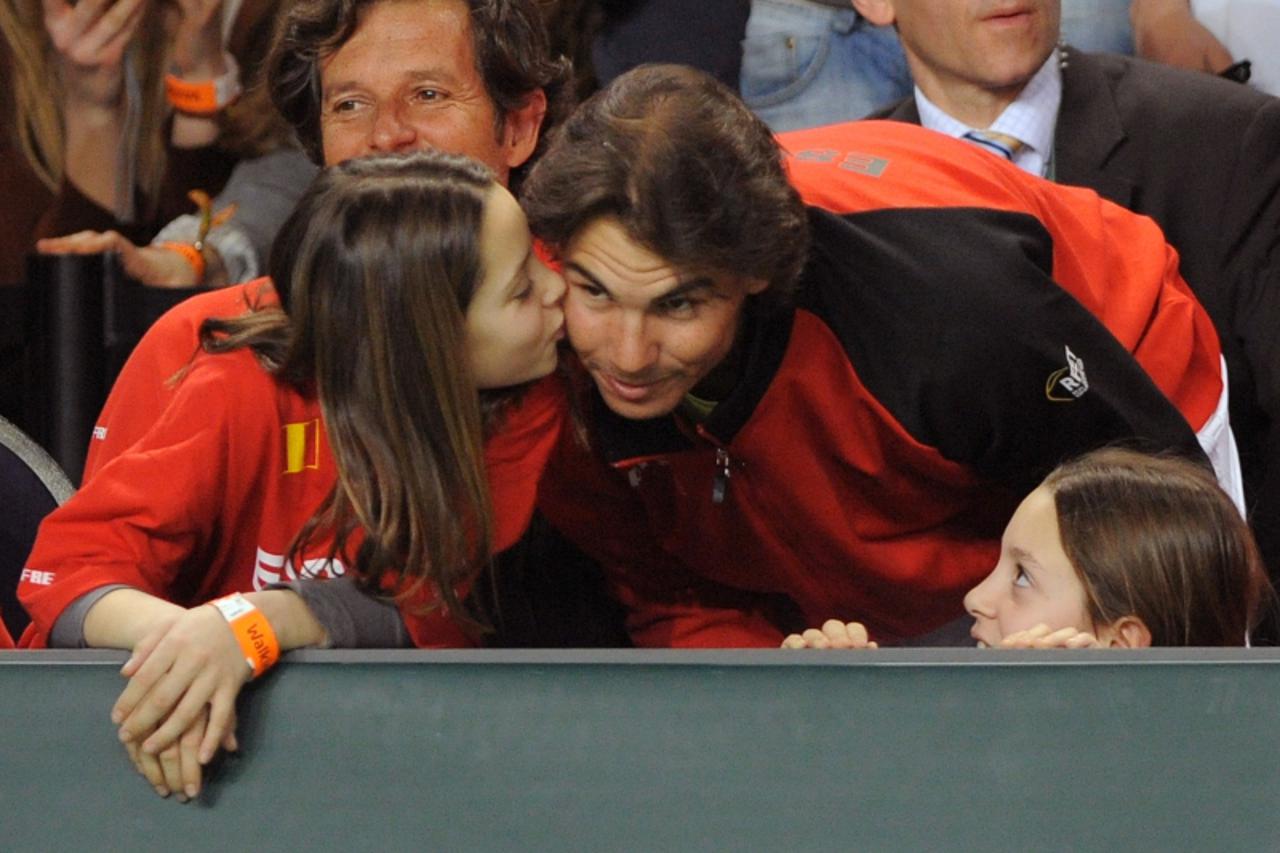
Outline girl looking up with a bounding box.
[785,448,1268,649]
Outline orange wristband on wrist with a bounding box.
[209,593,280,678]
[165,55,242,116]
[157,241,206,284]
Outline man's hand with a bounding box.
[998,623,1100,649]
[781,619,879,649]
[1131,0,1234,73]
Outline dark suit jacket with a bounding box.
[877,48,1280,577]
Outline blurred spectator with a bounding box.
[1060,0,1134,52]
[0,0,286,286]
[1131,0,1234,71]
[863,0,1280,585]
[540,0,750,98]
[29,1,297,290]
[1188,0,1279,95]
[739,0,912,132]
[36,82,312,290]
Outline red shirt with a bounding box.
[20,343,565,648]
[82,279,280,481]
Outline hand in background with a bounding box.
[42,0,147,109]
[37,231,202,287]
[169,0,226,78]
[1131,0,1234,74]
[781,619,879,649]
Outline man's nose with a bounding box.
[611,313,657,374]
[369,103,417,151]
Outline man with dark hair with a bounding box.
[521,63,1234,647]
[268,0,570,189]
[854,0,1280,575]
[83,0,571,480]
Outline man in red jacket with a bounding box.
[520,63,1234,647]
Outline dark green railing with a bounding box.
[3,648,1277,850]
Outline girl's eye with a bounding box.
[1013,565,1031,588]
[514,280,534,301]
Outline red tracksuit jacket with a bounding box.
[20,344,564,648]
[537,121,1222,647]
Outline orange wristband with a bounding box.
[165,55,242,116]
[209,593,279,678]
[157,241,206,284]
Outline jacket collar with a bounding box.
[880,49,1136,207]
[584,293,796,466]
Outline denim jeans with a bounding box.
[1060,0,1134,54]
[740,0,913,132]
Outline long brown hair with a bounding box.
[203,151,509,625]
[1,0,171,207]
[1045,447,1270,645]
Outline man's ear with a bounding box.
[850,0,895,27]
[1101,615,1153,648]
[744,277,770,296]
[501,88,548,172]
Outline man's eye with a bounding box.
[575,282,607,299]
[659,296,699,316]
[331,99,360,113]
[413,88,442,103]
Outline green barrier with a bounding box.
[2,649,1277,850]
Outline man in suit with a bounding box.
[853,0,1280,582]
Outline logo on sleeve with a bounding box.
[1046,346,1089,402]
[19,568,54,586]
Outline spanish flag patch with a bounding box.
[283,419,321,474]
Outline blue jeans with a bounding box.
[1060,0,1134,54]
[740,0,913,132]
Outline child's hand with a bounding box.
[781,619,879,649]
[122,707,236,801]
[112,604,252,773]
[998,623,1100,649]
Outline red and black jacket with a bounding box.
[537,121,1222,647]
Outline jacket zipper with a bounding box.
[695,421,733,504]
[712,447,731,504]
[614,426,735,503]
